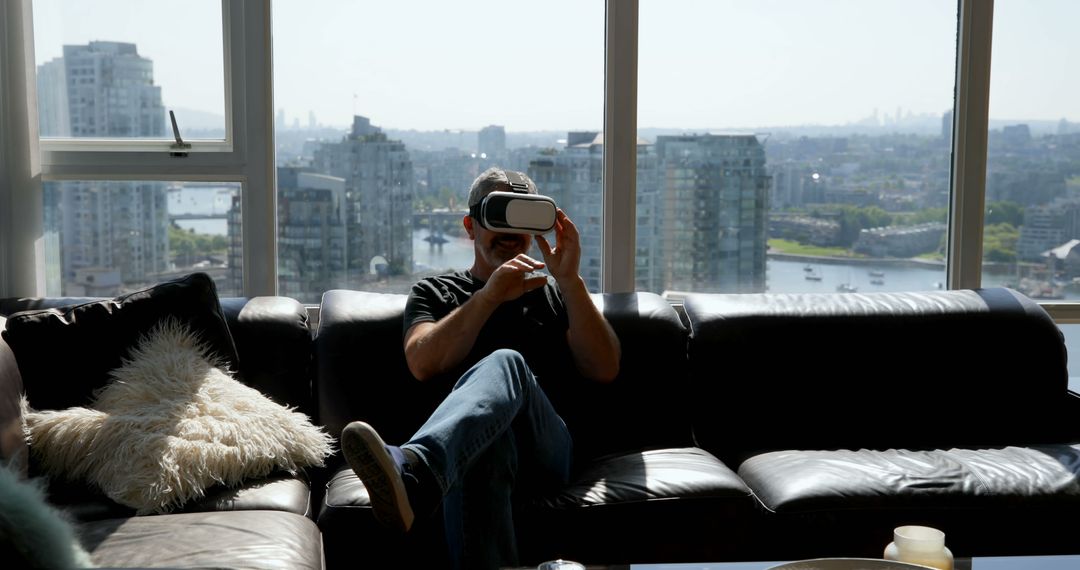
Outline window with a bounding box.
[33,0,225,139]
[41,180,241,296]
[1,0,1073,326]
[982,0,1080,302]
[637,0,957,295]
[271,0,604,302]
[15,1,276,298]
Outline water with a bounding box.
[168,185,236,236]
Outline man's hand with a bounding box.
[535,209,581,285]
[479,254,549,305]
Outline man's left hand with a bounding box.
[535,209,581,285]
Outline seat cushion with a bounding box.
[737,444,1080,558]
[79,510,324,569]
[741,445,1080,513]
[517,447,758,564]
[49,472,313,522]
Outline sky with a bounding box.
[31,0,1080,133]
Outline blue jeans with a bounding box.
[402,349,573,570]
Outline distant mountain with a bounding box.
[167,107,225,131]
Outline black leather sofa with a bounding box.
[0,296,325,569]
[682,288,1080,561]
[2,286,1078,568]
[313,287,1080,567]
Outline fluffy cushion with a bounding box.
[0,464,95,568]
[22,319,334,514]
[2,272,239,412]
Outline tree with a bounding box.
[986,201,1024,227]
[983,223,1019,262]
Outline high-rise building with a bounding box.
[653,134,770,294]
[478,125,506,158]
[276,167,348,301]
[528,132,604,290]
[529,132,769,294]
[313,116,414,282]
[36,42,169,293]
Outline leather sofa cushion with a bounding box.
[220,296,314,414]
[48,472,313,522]
[534,447,749,509]
[79,510,323,569]
[684,288,1072,463]
[1,272,239,411]
[517,447,759,564]
[741,444,1080,513]
[737,445,1080,559]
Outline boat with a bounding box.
[803,264,814,272]
[869,270,885,277]
[805,272,823,282]
[423,234,448,245]
[836,283,858,293]
[870,278,885,285]
[1016,277,1065,300]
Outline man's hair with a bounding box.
[467,167,539,209]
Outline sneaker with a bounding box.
[341,421,415,532]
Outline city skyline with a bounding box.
[32,0,1079,133]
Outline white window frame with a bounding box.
[4,0,276,298]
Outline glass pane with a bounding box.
[638,0,956,295]
[1058,325,1080,393]
[983,0,1080,301]
[272,1,603,302]
[33,0,225,139]
[43,181,241,296]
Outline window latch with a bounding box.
[169,110,191,157]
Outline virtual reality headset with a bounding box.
[469,173,557,234]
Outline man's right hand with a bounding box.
[478,254,549,306]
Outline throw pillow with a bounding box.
[0,463,96,568]
[2,272,240,412]
[22,318,334,514]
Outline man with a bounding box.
[341,167,620,569]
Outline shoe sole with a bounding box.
[342,422,415,532]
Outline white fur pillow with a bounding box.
[22,318,334,514]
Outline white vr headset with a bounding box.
[469,171,557,234]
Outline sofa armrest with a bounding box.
[218,297,314,417]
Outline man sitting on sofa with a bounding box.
[342,167,621,569]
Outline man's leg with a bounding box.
[404,348,572,494]
[343,348,571,540]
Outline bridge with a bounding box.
[413,209,468,241]
[170,213,228,221]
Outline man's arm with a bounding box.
[404,256,548,381]
[536,210,621,383]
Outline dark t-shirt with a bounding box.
[403,270,575,384]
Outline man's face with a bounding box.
[465,215,534,272]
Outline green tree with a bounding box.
[983,223,1019,262]
[986,201,1024,227]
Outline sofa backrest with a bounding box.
[0,296,315,418]
[315,290,692,465]
[684,287,1072,464]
